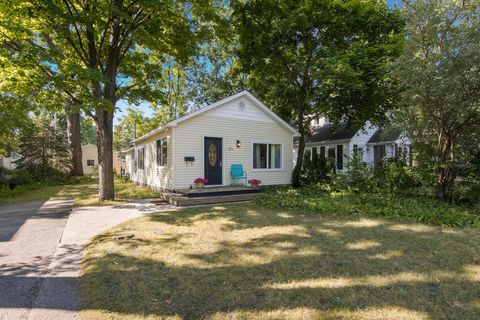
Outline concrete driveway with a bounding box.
[0,199,174,320]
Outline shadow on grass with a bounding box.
[80,204,480,319]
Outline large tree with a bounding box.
[396,0,480,201]
[233,0,404,186]
[16,113,70,181]
[0,0,219,200]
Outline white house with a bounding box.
[294,116,411,170]
[121,91,300,191]
[0,156,18,170]
[82,144,98,174]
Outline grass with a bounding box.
[0,177,159,207]
[80,204,480,320]
[256,187,480,228]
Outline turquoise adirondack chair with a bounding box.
[231,164,247,186]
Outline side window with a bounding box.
[87,160,95,166]
[138,148,145,170]
[161,138,168,166]
[156,138,168,166]
[156,140,162,166]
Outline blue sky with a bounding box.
[115,0,404,125]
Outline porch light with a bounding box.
[236,140,241,148]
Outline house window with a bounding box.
[156,138,168,166]
[337,145,343,170]
[327,148,336,166]
[320,146,326,158]
[312,147,318,156]
[138,148,145,170]
[87,160,95,166]
[353,144,358,155]
[253,143,282,169]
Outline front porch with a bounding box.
[163,186,261,206]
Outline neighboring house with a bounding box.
[121,90,300,191]
[0,156,18,170]
[293,116,411,170]
[82,144,98,174]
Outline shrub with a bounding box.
[256,187,480,228]
[331,154,376,192]
[298,151,333,186]
[452,180,480,207]
[379,159,417,194]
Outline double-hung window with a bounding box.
[138,148,145,170]
[253,143,282,169]
[156,138,168,166]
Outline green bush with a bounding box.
[379,159,418,194]
[256,187,480,228]
[301,151,332,186]
[330,154,376,192]
[452,180,480,207]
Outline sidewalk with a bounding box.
[28,200,176,320]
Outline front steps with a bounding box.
[163,186,261,206]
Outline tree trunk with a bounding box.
[65,105,83,176]
[95,110,115,201]
[292,111,306,187]
[435,135,456,202]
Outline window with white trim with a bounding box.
[138,148,145,170]
[156,138,168,166]
[253,143,282,169]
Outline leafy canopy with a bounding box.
[233,0,404,127]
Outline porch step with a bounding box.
[167,192,258,206]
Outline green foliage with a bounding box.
[233,0,404,186]
[234,0,404,126]
[330,154,376,192]
[81,117,97,145]
[378,159,417,195]
[395,0,480,201]
[451,180,480,208]
[256,187,480,228]
[113,108,157,151]
[299,152,332,186]
[15,115,70,183]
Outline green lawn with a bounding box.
[0,177,159,206]
[80,204,480,320]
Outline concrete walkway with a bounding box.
[0,199,175,320]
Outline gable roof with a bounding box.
[367,126,404,144]
[303,123,359,143]
[132,90,300,143]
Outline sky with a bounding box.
[115,0,404,125]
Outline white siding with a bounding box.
[349,122,378,163]
[81,144,98,174]
[207,97,275,123]
[0,157,17,170]
[131,130,173,191]
[173,111,294,190]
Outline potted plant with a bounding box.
[193,177,208,188]
[248,178,262,188]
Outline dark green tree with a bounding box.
[16,114,70,181]
[396,0,480,201]
[233,0,404,186]
[1,0,221,200]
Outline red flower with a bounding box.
[248,179,262,185]
[193,177,208,184]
